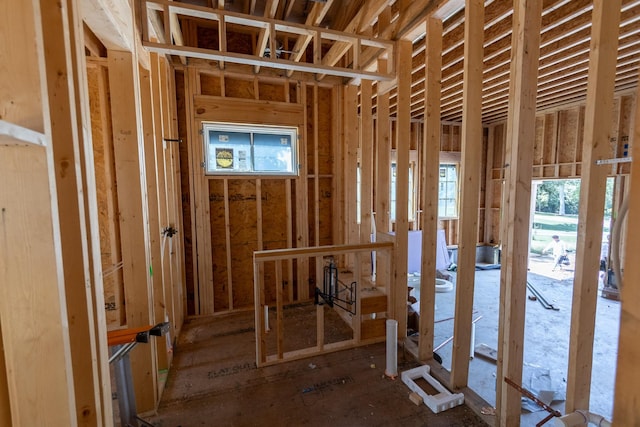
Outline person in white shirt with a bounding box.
[543,235,568,271]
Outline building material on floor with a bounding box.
[474,343,498,363]
[527,281,560,311]
[504,377,561,427]
[401,365,465,414]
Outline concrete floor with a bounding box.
[144,310,489,427]
[419,252,620,426]
[137,251,619,427]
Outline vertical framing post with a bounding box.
[566,0,621,413]
[495,0,543,424]
[394,39,412,339]
[360,80,374,274]
[613,81,640,425]
[107,49,157,411]
[451,0,484,389]
[0,2,76,424]
[418,15,443,362]
[376,66,391,234]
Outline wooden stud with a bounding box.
[418,16,442,362]
[376,68,391,234]
[224,179,234,310]
[354,252,363,341]
[139,63,170,381]
[614,85,640,423]
[107,50,157,411]
[286,179,294,301]
[0,1,77,424]
[296,83,310,299]
[344,84,359,268]
[315,257,325,350]
[184,67,201,314]
[314,84,320,246]
[275,260,284,359]
[495,0,543,423]
[566,0,622,413]
[44,0,118,422]
[483,126,495,243]
[151,54,176,365]
[333,85,345,248]
[451,0,484,390]
[394,40,412,339]
[360,80,374,260]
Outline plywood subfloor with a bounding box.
[145,310,489,427]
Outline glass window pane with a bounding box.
[207,130,252,172]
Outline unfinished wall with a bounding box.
[177,64,338,315]
[487,93,636,243]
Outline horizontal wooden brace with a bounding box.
[143,41,395,81]
[254,242,394,262]
[0,120,47,146]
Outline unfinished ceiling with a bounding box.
[163,0,640,124]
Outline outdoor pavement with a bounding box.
[411,252,620,426]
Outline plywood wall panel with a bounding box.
[87,65,125,327]
[228,179,258,308]
[575,106,585,164]
[318,87,334,176]
[224,76,255,99]
[557,109,578,164]
[209,179,229,311]
[319,177,333,245]
[258,81,286,102]
[262,179,288,249]
[200,73,222,96]
[441,124,451,151]
[307,179,317,245]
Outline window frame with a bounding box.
[438,162,459,219]
[203,122,299,177]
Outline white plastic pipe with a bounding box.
[264,305,270,332]
[385,319,398,378]
[553,410,612,427]
[470,321,476,359]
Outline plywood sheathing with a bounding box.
[178,64,337,314]
[87,65,125,327]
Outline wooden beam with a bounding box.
[318,0,390,73]
[144,40,395,82]
[566,0,622,413]
[107,49,157,412]
[253,0,279,73]
[394,40,412,339]
[450,0,484,390]
[495,0,543,424]
[81,0,134,51]
[418,15,442,362]
[285,0,334,77]
[614,81,640,425]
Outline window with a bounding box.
[390,163,415,222]
[203,122,298,175]
[438,163,458,218]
